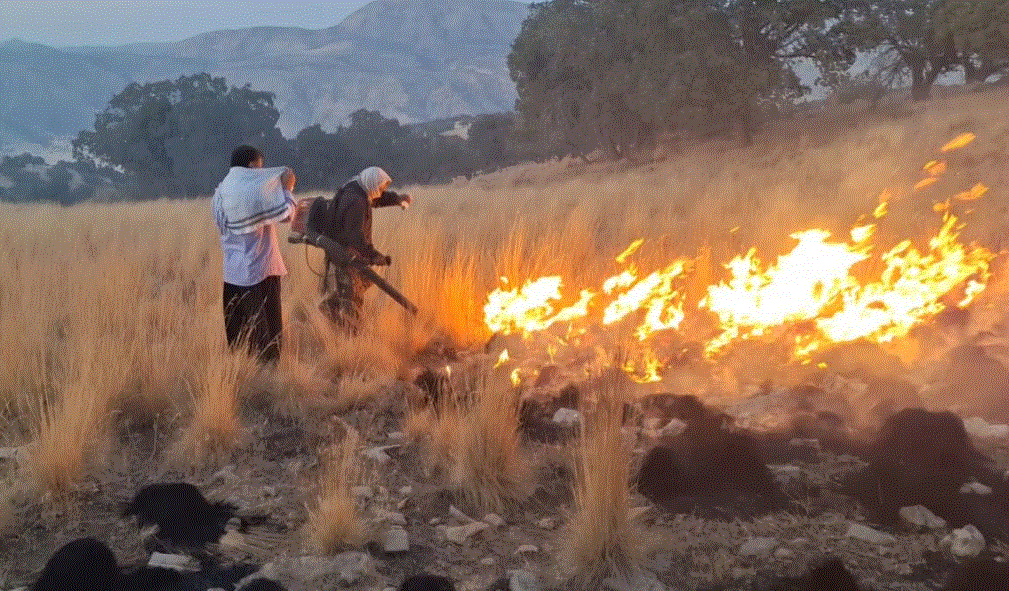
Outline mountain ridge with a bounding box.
[0,0,528,157]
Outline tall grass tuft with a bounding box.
[306,428,367,553]
[559,373,639,587]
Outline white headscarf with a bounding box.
[354,166,392,201]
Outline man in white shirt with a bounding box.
[213,145,295,363]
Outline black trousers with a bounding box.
[223,275,282,363]
[320,263,369,335]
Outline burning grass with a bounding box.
[0,89,1008,512]
[305,429,368,553]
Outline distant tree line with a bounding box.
[1,73,534,203]
[507,0,1009,157]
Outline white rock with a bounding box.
[659,418,687,438]
[900,505,947,531]
[352,485,375,499]
[429,517,441,525]
[642,417,663,432]
[483,513,505,528]
[382,526,410,553]
[507,569,542,591]
[388,431,407,441]
[947,525,986,558]
[960,481,993,495]
[450,504,477,523]
[603,568,666,591]
[148,552,200,571]
[963,417,1009,440]
[445,521,489,545]
[775,547,795,559]
[536,517,557,530]
[364,447,392,464]
[846,522,896,545]
[514,544,539,554]
[480,557,497,566]
[210,464,237,483]
[374,509,407,526]
[552,408,582,427]
[739,537,778,557]
[399,486,413,496]
[295,552,371,586]
[789,538,810,547]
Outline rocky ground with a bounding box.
[2,361,1008,591]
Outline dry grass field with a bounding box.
[2,87,1009,589]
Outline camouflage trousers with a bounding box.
[320,264,370,335]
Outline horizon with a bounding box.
[2,0,531,49]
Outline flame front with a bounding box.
[483,133,996,381]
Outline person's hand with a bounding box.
[281,168,296,193]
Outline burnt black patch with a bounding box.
[33,538,121,591]
[400,574,455,591]
[766,557,863,590]
[637,417,788,519]
[942,558,1009,591]
[123,482,238,549]
[864,408,1007,539]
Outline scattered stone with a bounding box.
[602,568,665,591]
[364,448,392,464]
[294,552,371,587]
[945,525,986,558]
[450,505,477,523]
[658,418,687,438]
[514,545,539,555]
[959,482,992,495]
[210,464,237,482]
[506,569,541,591]
[375,509,408,526]
[789,537,810,547]
[739,537,778,557]
[552,408,582,427]
[388,431,407,442]
[262,486,278,498]
[775,547,795,559]
[770,557,861,591]
[352,485,375,499]
[148,552,200,571]
[480,557,496,566]
[962,417,1009,440]
[445,522,488,545]
[483,513,505,528]
[894,563,913,576]
[429,517,441,526]
[535,517,556,530]
[900,505,947,531]
[399,486,413,496]
[846,522,896,545]
[382,527,410,553]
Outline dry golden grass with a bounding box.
[305,429,367,553]
[1,88,1007,504]
[448,363,533,514]
[559,375,639,587]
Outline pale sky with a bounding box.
[2,0,417,48]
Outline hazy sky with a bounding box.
[2,0,440,48]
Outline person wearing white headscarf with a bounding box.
[319,166,413,331]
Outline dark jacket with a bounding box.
[325,179,406,263]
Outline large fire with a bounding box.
[483,134,996,383]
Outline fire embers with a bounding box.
[635,395,788,519]
[849,408,1009,541]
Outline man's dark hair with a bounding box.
[230,145,263,168]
